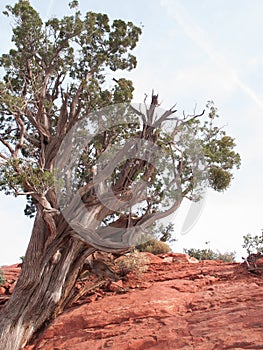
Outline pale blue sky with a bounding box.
[1,0,263,264]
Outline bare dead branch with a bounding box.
[152,108,177,128]
[129,104,146,124]
[186,109,205,122]
[182,109,205,124]
[138,197,183,229]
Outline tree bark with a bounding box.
[0,212,95,350]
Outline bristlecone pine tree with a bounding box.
[0,1,241,349]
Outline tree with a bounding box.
[156,222,176,243]
[242,232,263,255]
[0,1,240,349]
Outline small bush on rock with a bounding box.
[0,270,5,286]
[242,233,263,255]
[215,251,236,262]
[184,248,236,262]
[137,238,171,255]
[115,250,149,277]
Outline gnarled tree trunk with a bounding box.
[0,212,96,350]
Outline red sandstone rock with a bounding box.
[256,257,263,267]
[108,280,123,292]
[142,252,163,264]
[0,264,21,301]
[2,255,263,350]
[162,256,174,263]
[1,264,21,281]
[161,252,199,264]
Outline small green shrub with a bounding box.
[137,238,171,255]
[214,251,236,262]
[184,248,236,262]
[114,250,149,277]
[242,233,263,255]
[0,270,5,286]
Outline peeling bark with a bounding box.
[0,212,95,350]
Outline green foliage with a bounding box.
[69,0,79,9]
[0,159,54,196]
[113,78,134,103]
[137,238,171,255]
[215,251,236,262]
[0,0,141,126]
[158,223,176,243]
[200,102,241,192]
[242,233,263,255]
[208,166,232,191]
[0,1,240,223]
[0,0,142,214]
[184,248,236,262]
[114,250,149,277]
[0,270,5,286]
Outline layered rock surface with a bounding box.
[1,254,263,349]
[0,263,21,301]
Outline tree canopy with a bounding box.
[0,1,240,218]
[0,0,141,224]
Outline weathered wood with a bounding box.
[0,212,95,350]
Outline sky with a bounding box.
[1,0,263,265]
